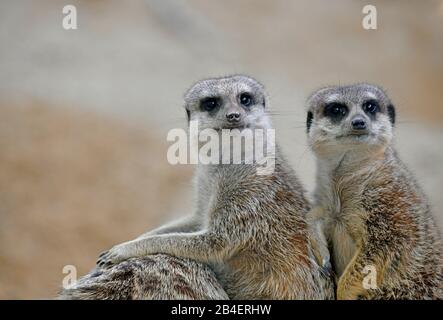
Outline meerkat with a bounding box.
[96,75,334,299]
[58,254,229,299]
[306,83,443,299]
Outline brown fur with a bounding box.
[59,254,228,299]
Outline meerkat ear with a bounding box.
[387,104,396,125]
[306,111,313,133]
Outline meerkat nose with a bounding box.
[351,118,367,130]
[226,112,241,123]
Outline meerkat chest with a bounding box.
[321,179,364,276]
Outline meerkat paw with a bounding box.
[337,276,367,300]
[96,243,134,268]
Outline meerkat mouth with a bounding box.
[349,131,370,137]
[220,123,251,130]
[337,132,373,141]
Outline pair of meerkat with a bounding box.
[306,84,443,299]
[61,76,442,300]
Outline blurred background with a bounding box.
[0,0,442,299]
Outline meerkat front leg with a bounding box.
[336,244,392,300]
[97,231,236,268]
[307,207,331,271]
[336,247,368,300]
[136,215,202,238]
[96,216,203,262]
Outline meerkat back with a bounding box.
[58,254,228,299]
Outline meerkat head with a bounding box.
[183,75,269,131]
[306,84,396,156]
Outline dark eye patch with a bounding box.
[387,104,396,125]
[200,97,220,112]
[324,102,348,120]
[306,111,313,133]
[239,92,253,107]
[362,99,380,117]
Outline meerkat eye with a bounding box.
[362,100,380,115]
[200,97,220,112]
[324,102,348,119]
[239,93,253,107]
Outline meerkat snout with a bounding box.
[350,116,367,131]
[226,110,241,123]
[225,104,243,124]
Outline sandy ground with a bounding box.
[0,103,192,298]
[0,0,442,298]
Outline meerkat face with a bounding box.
[183,75,269,131]
[306,84,396,155]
